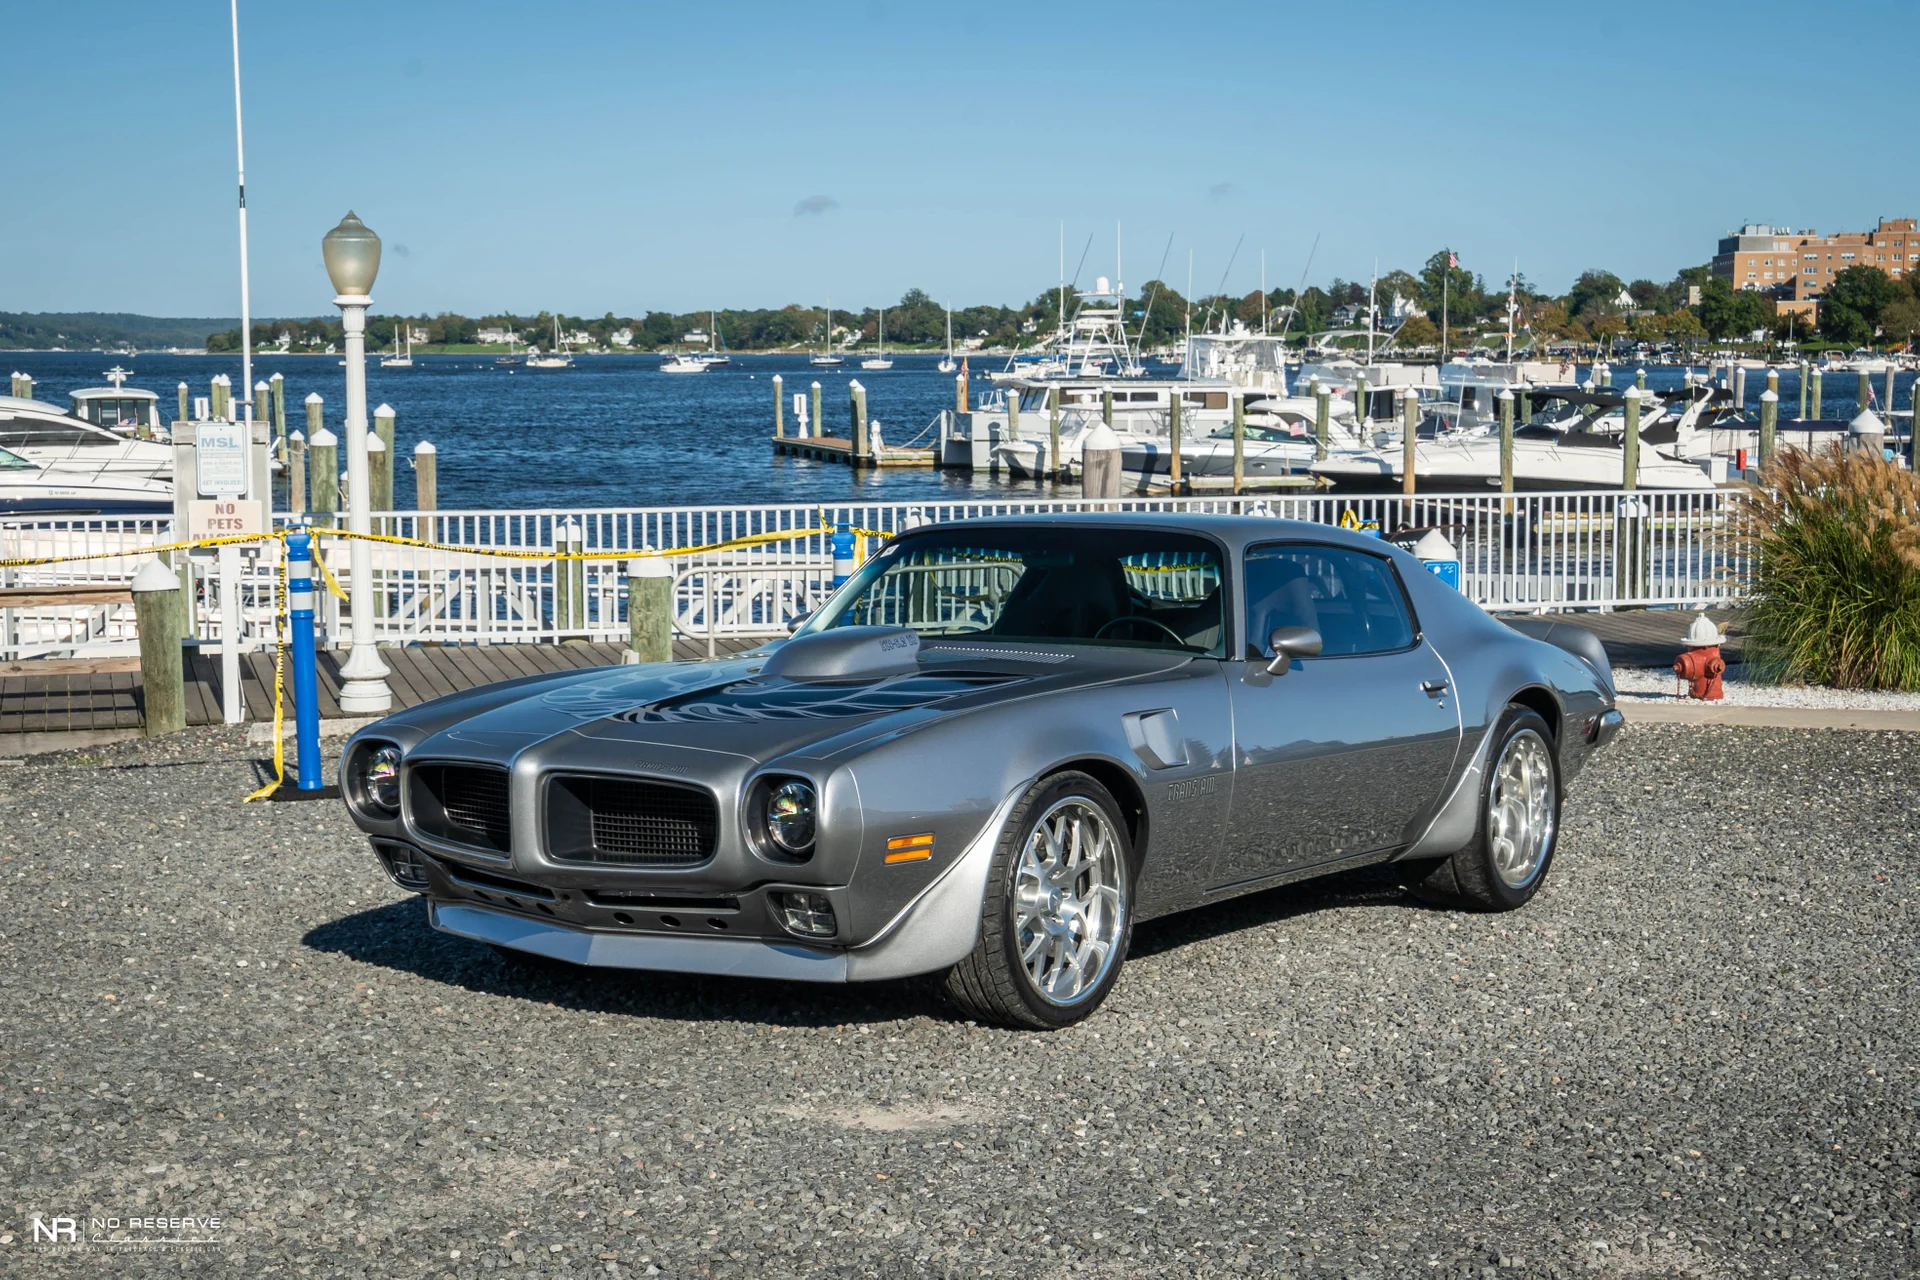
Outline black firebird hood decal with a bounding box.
[618,670,1024,724]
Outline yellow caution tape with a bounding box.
[245,553,289,803]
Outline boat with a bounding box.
[69,368,163,437]
[526,316,574,369]
[938,304,957,374]
[0,445,173,516]
[379,322,413,368]
[987,274,1143,384]
[660,352,708,374]
[1,391,174,476]
[809,300,844,367]
[696,312,731,367]
[495,332,523,366]
[859,308,894,370]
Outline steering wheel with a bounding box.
[1093,614,1187,646]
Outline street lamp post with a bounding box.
[321,211,391,714]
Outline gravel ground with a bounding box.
[2,724,1915,1279]
[1614,665,1920,711]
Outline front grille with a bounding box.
[409,763,513,854]
[546,774,718,867]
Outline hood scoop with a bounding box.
[759,626,921,682]
[618,669,1020,725]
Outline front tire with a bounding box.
[942,772,1134,1030]
[1399,705,1560,911]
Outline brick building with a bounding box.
[1713,218,1919,302]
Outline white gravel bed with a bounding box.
[1614,663,1920,710]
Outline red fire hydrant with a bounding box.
[1673,613,1726,700]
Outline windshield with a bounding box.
[806,526,1227,656]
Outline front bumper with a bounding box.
[1592,707,1626,749]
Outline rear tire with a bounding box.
[942,772,1134,1030]
[1399,705,1560,912]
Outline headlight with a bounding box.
[355,744,402,817]
[763,779,817,857]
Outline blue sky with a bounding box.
[6,1,1917,318]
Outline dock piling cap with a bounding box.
[1412,529,1458,562]
[1684,612,1723,648]
[1081,420,1121,451]
[1848,407,1886,435]
[131,558,179,594]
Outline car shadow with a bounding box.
[303,865,1443,1029]
[1128,863,1442,960]
[301,897,940,1029]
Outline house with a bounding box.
[610,328,634,347]
[407,326,432,345]
[564,330,593,346]
[682,328,709,344]
[475,326,516,344]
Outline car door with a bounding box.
[1212,542,1461,891]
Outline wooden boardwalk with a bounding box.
[0,609,1741,741]
[771,434,938,468]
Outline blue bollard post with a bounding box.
[831,523,855,587]
[286,529,325,792]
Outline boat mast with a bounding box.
[229,0,253,440]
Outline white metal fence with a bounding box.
[0,490,1751,660]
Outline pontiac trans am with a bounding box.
[341,513,1622,1029]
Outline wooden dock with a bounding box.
[771,434,938,468]
[1,610,1740,747]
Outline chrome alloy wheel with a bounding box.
[1489,729,1556,888]
[1012,797,1128,1006]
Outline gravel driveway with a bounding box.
[2,724,1914,1278]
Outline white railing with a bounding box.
[0,490,1752,661]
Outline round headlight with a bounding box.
[764,780,817,856]
[361,745,402,815]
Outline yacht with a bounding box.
[859,308,894,370]
[526,316,574,369]
[987,275,1143,384]
[660,352,708,374]
[0,445,173,516]
[69,368,163,437]
[0,394,174,477]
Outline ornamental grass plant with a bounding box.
[1742,444,1920,690]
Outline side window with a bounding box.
[1243,545,1416,658]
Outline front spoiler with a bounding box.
[431,901,855,981]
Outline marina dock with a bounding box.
[771,433,936,467]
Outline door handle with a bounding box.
[1421,679,1449,696]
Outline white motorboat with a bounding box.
[0,394,174,477]
[69,368,163,437]
[660,353,708,374]
[1310,422,1720,492]
[0,445,174,516]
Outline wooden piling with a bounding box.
[367,431,390,515]
[1734,366,1747,413]
[810,381,822,443]
[132,559,184,737]
[1858,370,1871,418]
[270,372,285,439]
[1635,367,1647,391]
[305,391,323,439]
[1047,386,1061,480]
[1798,360,1809,419]
[1354,372,1368,431]
[556,519,585,631]
[1400,389,1418,496]
[414,441,437,511]
[210,376,228,421]
[772,374,785,438]
[177,382,189,424]
[373,404,396,511]
[1102,386,1114,430]
[627,555,673,662]
[1621,387,1641,491]
[1497,388,1515,494]
[1169,391,1184,488]
[1231,392,1246,494]
[289,430,307,516]
[1313,379,1330,461]
[309,428,338,519]
[954,373,967,416]
[1007,386,1021,442]
[1884,364,1896,418]
[850,381,869,462]
[18,374,32,401]
[1758,390,1777,468]
[1810,368,1822,419]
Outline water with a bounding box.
[8,351,1911,511]
[6,351,1063,510]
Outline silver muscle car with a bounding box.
[341,513,1623,1029]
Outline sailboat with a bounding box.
[379,321,413,368]
[526,315,574,369]
[495,331,523,366]
[809,300,844,367]
[937,303,957,373]
[859,307,893,370]
[697,312,730,367]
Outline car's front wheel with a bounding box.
[1399,705,1560,911]
[942,771,1133,1029]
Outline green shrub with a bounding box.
[1743,445,1920,690]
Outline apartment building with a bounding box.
[1713,218,1919,300]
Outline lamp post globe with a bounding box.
[321,211,381,298]
[326,210,392,714]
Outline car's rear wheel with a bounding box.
[1399,705,1560,911]
[942,771,1133,1030]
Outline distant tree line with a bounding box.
[184,255,1920,357]
[0,311,237,351]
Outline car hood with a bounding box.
[380,643,1196,769]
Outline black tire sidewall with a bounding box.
[988,773,1135,1028]
[1473,707,1561,910]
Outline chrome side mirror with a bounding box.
[1265,625,1322,675]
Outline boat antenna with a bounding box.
[229,0,254,444]
[1200,233,1244,336]
[1274,232,1318,345]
